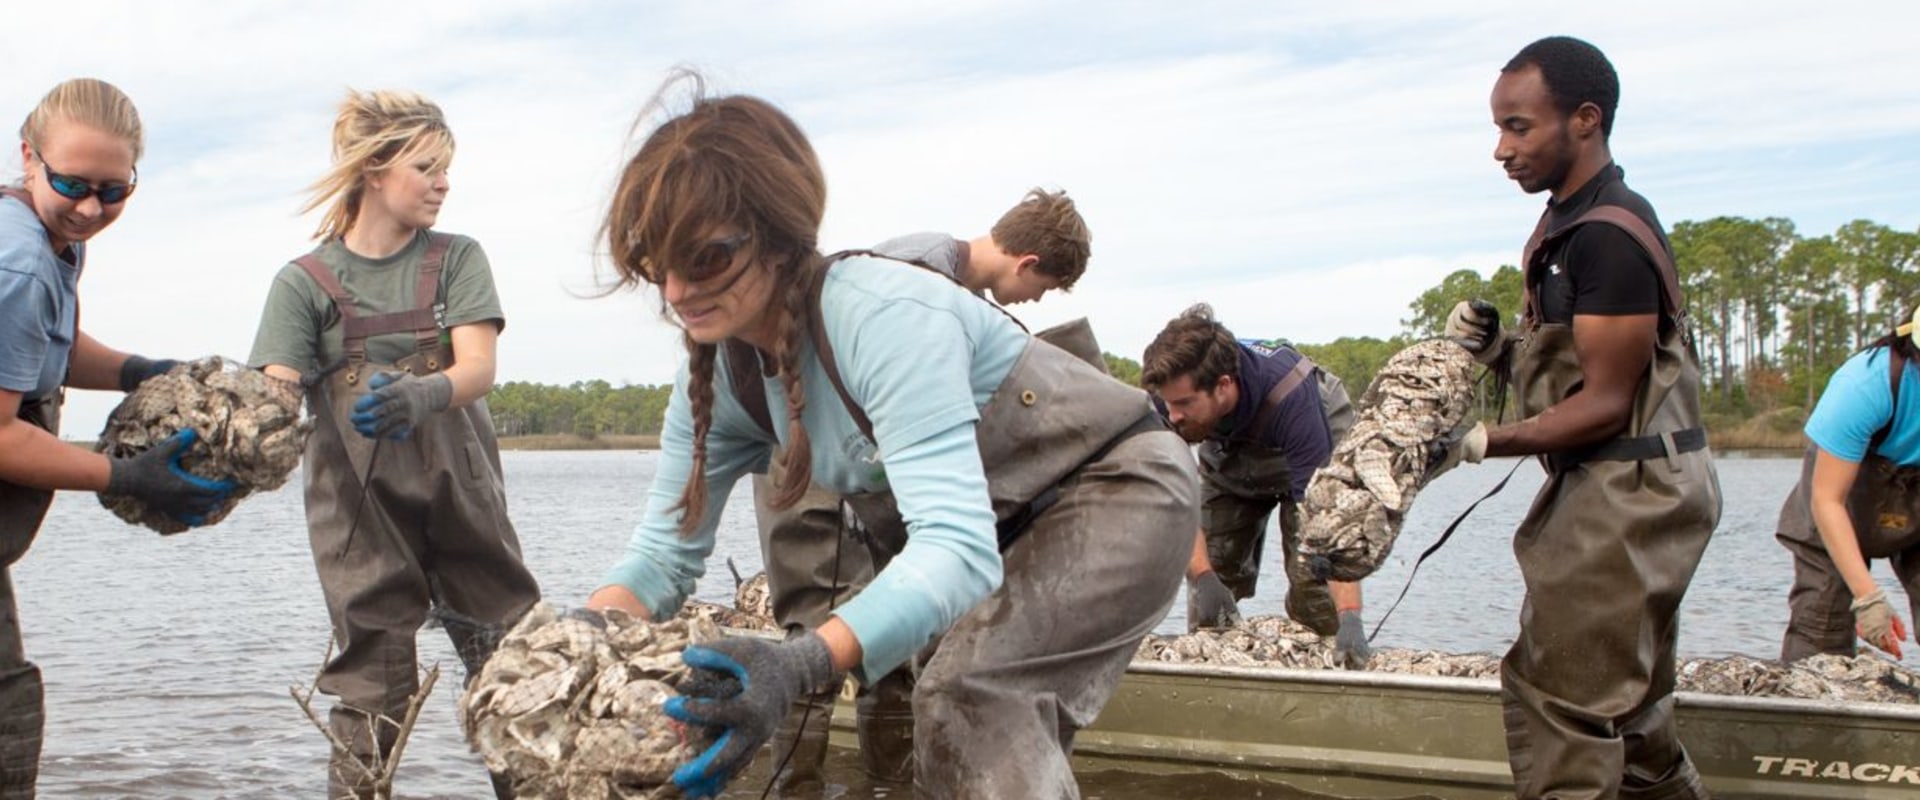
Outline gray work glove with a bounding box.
[118,355,180,392]
[1425,420,1488,478]
[1187,571,1244,632]
[1444,300,1509,365]
[1336,609,1372,669]
[1852,589,1908,659]
[349,371,452,440]
[105,429,239,526]
[666,633,839,798]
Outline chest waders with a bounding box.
[730,255,1195,798]
[740,264,1122,789]
[1,186,72,798]
[1500,206,1721,800]
[0,396,59,798]
[292,234,539,799]
[1194,356,1355,634]
[1776,349,1920,662]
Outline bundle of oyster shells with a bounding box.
[1297,339,1479,581]
[460,603,723,799]
[94,356,311,534]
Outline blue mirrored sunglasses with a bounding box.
[33,149,136,205]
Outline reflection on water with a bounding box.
[12,451,1888,797]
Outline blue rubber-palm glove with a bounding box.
[105,429,239,526]
[349,371,452,440]
[665,634,838,798]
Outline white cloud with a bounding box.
[9,0,1918,435]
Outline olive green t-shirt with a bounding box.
[247,231,504,375]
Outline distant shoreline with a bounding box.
[496,433,661,451]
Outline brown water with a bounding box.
[14,450,1874,797]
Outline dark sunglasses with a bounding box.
[33,149,137,205]
[657,232,753,285]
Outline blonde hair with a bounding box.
[19,78,144,161]
[302,89,453,241]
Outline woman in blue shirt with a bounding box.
[0,78,231,796]
[585,79,1197,798]
[1778,313,1920,662]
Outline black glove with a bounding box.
[1187,571,1244,631]
[118,355,179,392]
[105,429,238,526]
[666,633,839,798]
[1336,608,1373,669]
[349,371,452,440]
[1444,300,1508,365]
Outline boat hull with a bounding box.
[834,662,1920,799]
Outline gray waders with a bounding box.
[0,397,58,799]
[748,314,1135,792]
[749,465,871,792]
[735,286,1193,798]
[1777,350,1920,662]
[1195,361,1353,633]
[836,338,1193,799]
[1501,206,1720,800]
[294,237,540,799]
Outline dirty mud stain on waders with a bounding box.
[291,232,540,798]
[1501,197,1721,799]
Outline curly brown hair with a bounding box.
[1141,303,1239,392]
[602,71,825,533]
[990,188,1091,290]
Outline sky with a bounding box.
[7,0,1917,435]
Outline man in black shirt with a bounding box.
[1438,36,1721,799]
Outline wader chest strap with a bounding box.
[1521,205,1685,328]
[993,409,1166,551]
[1867,349,1907,456]
[1236,353,1317,445]
[292,233,454,369]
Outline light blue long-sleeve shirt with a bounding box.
[605,255,1030,681]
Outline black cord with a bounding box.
[334,437,383,564]
[758,501,850,800]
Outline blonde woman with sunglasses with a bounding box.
[246,89,538,799]
[0,77,238,796]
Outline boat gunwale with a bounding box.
[1126,660,1920,721]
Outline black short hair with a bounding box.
[1503,36,1620,138]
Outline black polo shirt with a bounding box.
[1532,164,1669,329]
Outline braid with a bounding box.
[766,257,818,509]
[673,338,719,535]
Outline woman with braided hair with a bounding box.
[0,77,234,796]
[246,89,538,798]
[585,75,1197,798]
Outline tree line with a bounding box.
[487,216,1917,436]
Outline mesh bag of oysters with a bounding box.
[1297,339,1479,581]
[461,602,728,799]
[94,356,311,534]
